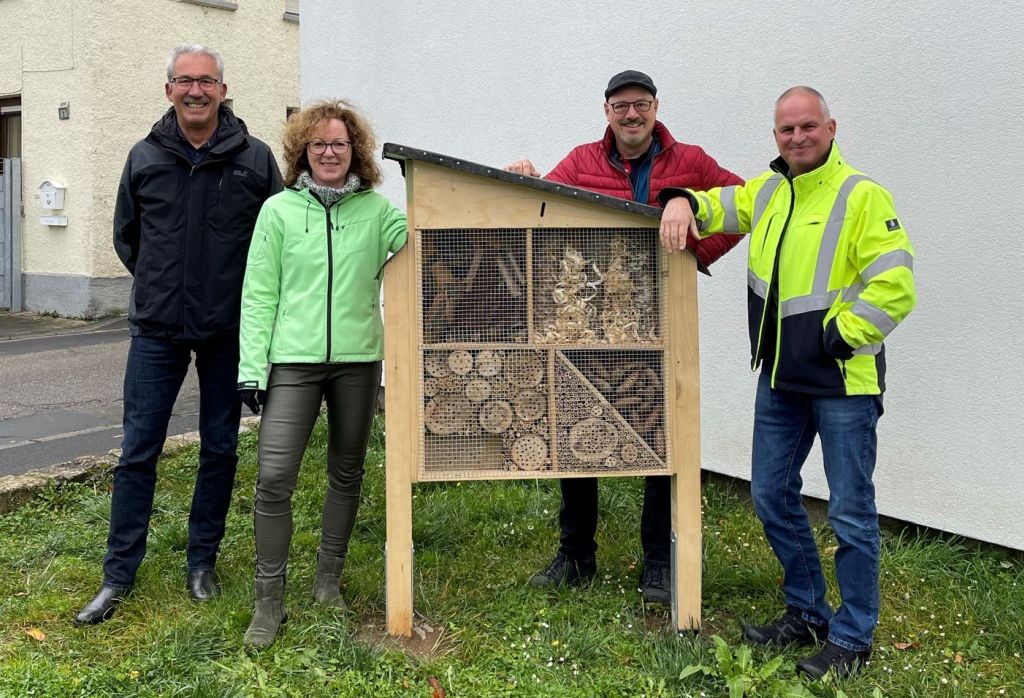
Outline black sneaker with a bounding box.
[742,606,828,646]
[528,553,597,588]
[640,563,671,604]
[796,640,871,679]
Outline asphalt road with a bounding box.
[0,321,200,477]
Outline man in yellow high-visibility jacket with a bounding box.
[659,86,916,679]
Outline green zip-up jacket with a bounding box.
[237,186,408,390]
[668,143,915,396]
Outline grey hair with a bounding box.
[776,86,830,120]
[166,43,225,81]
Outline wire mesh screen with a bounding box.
[421,229,528,344]
[418,228,668,480]
[533,229,661,345]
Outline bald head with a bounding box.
[776,86,830,120]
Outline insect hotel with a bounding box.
[381,144,704,636]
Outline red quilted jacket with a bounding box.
[545,121,744,268]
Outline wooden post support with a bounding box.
[383,184,417,637]
[667,250,702,631]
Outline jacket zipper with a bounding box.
[324,202,334,362]
[754,177,796,382]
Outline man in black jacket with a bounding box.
[75,44,282,625]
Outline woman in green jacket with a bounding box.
[237,100,407,646]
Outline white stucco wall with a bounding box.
[0,0,299,300]
[301,0,1024,550]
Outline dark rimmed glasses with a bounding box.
[168,76,222,90]
[308,140,351,155]
[607,99,653,114]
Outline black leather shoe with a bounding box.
[528,553,597,588]
[188,569,221,601]
[640,563,671,604]
[74,586,128,625]
[796,640,871,679]
[743,606,828,646]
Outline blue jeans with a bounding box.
[102,334,242,588]
[750,371,883,651]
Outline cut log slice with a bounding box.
[475,350,502,377]
[447,350,474,375]
[479,399,514,434]
[424,353,451,378]
[568,417,619,462]
[424,394,472,435]
[514,389,547,421]
[505,351,544,388]
[620,441,639,465]
[465,378,492,403]
[510,433,548,470]
[424,377,440,397]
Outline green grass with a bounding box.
[1,415,1021,697]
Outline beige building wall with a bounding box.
[0,0,299,316]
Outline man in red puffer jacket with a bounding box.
[505,69,743,604]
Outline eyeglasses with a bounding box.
[169,76,222,90]
[608,99,653,115]
[308,140,351,155]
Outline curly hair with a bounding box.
[281,99,382,189]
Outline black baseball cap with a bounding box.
[604,70,657,100]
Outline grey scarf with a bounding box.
[297,171,362,207]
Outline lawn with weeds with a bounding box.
[1,415,1022,696]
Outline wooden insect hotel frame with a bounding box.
[381,144,704,636]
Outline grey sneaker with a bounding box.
[640,563,671,604]
[528,553,597,588]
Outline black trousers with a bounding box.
[558,475,670,566]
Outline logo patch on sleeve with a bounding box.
[885,218,901,231]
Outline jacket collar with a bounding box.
[771,140,845,194]
[148,106,248,161]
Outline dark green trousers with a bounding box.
[253,362,381,579]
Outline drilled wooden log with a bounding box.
[514,389,546,421]
[465,378,492,403]
[568,418,619,462]
[447,350,474,375]
[475,350,502,377]
[620,441,639,465]
[424,353,451,378]
[505,352,544,388]
[510,433,548,471]
[424,394,472,435]
[479,399,514,434]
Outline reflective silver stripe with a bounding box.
[696,192,714,231]
[811,174,872,295]
[861,249,914,284]
[747,268,768,298]
[852,298,898,336]
[854,343,882,356]
[721,186,739,232]
[843,283,864,302]
[780,290,839,318]
[751,176,784,232]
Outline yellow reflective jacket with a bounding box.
[687,143,915,395]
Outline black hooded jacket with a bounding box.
[113,106,283,340]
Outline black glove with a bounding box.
[240,388,267,415]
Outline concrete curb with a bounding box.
[0,415,261,516]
